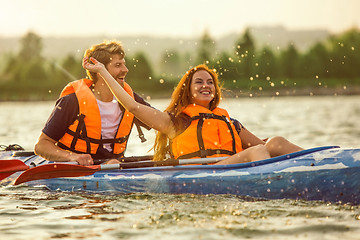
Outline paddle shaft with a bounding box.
[54,156,228,170]
[9,154,153,164]
[14,156,228,185]
[53,155,154,165]
[96,156,228,170]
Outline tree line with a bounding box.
[0,28,359,100]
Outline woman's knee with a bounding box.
[248,144,270,160]
[265,136,284,154]
[266,136,287,146]
[265,136,302,156]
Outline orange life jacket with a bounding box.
[57,78,134,155]
[170,104,243,160]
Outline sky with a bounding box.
[0,0,359,38]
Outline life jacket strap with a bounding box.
[135,121,147,143]
[195,113,237,156]
[64,112,130,154]
[56,142,124,160]
[69,114,91,153]
[176,112,237,159]
[64,127,130,144]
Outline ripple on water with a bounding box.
[1,97,360,239]
[0,186,360,239]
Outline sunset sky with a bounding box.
[0,0,359,38]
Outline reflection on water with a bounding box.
[1,186,360,240]
[1,96,360,239]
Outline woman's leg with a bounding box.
[265,136,303,157]
[215,144,271,165]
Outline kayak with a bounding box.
[1,146,360,205]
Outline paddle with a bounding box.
[0,155,153,182]
[117,155,153,162]
[14,156,227,185]
[0,160,29,181]
[12,151,36,157]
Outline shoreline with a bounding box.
[221,85,360,98]
[0,86,359,102]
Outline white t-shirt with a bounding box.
[96,97,122,152]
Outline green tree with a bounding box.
[18,31,42,62]
[213,51,238,82]
[280,43,300,79]
[159,49,183,79]
[126,52,154,90]
[234,28,256,79]
[3,31,48,82]
[3,53,19,80]
[327,29,360,78]
[61,54,85,80]
[300,42,329,78]
[255,46,279,79]
[183,52,193,67]
[23,60,48,81]
[196,30,216,65]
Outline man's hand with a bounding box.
[69,153,94,166]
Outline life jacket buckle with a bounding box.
[199,149,208,158]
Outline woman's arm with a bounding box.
[82,57,176,138]
[231,118,265,149]
[238,127,266,149]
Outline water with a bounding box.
[1,96,360,239]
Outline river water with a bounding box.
[0,96,360,239]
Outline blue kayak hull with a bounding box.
[8,146,359,205]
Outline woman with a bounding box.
[83,57,303,164]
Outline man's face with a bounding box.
[106,54,128,87]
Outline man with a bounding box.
[34,40,150,166]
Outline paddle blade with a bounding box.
[0,160,29,180]
[14,163,100,185]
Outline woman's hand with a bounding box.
[82,56,106,73]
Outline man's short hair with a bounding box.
[84,40,125,82]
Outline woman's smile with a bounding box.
[190,70,215,108]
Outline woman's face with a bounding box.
[190,70,215,108]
